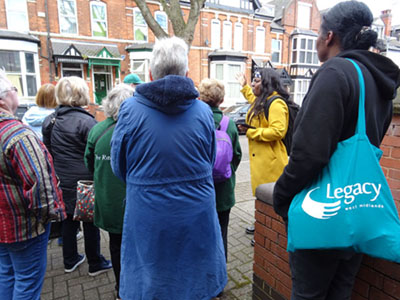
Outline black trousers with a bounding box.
[217,209,231,262]
[62,214,102,268]
[289,249,363,300]
[109,232,122,297]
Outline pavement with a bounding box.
[42,136,255,300]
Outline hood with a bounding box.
[22,106,54,126]
[339,50,400,101]
[134,75,199,114]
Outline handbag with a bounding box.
[287,58,400,263]
[73,180,95,222]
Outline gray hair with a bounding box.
[102,84,134,120]
[0,69,12,97]
[149,36,189,80]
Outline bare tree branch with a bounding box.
[133,0,168,39]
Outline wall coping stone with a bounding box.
[255,182,276,206]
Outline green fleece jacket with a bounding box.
[212,107,242,212]
[84,117,126,234]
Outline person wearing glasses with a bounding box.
[0,70,66,300]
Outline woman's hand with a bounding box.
[235,72,247,87]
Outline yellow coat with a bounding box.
[241,85,289,195]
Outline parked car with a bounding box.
[223,104,250,134]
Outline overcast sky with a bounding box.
[316,0,400,25]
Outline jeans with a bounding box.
[289,249,363,300]
[0,223,50,300]
[217,209,231,262]
[109,232,122,298]
[62,214,102,269]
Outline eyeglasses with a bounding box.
[9,86,18,93]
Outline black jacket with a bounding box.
[42,106,97,214]
[273,50,400,220]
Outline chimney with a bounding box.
[381,9,392,37]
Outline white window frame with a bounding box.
[297,2,311,29]
[255,26,265,53]
[271,39,281,64]
[5,0,29,32]
[155,11,168,33]
[211,19,221,49]
[293,79,310,105]
[90,1,108,37]
[134,7,148,42]
[58,0,78,35]
[61,63,84,78]
[291,36,319,65]
[234,22,243,51]
[210,61,246,106]
[223,21,232,50]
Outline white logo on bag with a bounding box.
[301,183,382,219]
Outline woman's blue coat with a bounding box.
[111,75,227,300]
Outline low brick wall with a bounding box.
[253,115,400,300]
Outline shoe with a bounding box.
[76,231,83,241]
[88,256,112,276]
[64,254,86,273]
[251,239,255,247]
[246,225,255,234]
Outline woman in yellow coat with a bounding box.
[236,68,289,195]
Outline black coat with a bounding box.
[273,50,400,220]
[42,106,97,214]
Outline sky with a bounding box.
[316,0,400,25]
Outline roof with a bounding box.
[290,28,318,37]
[0,29,40,44]
[51,39,121,58]
[265,0,292,20]
[125,42,154,52]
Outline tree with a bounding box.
[133,0,206,48]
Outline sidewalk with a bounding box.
[42,139,255,299]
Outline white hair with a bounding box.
[102,84,134,120]
[0,69,12,97]
[55,76,90,107]
[149,36,189,80]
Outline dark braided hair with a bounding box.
[321,1,377,50]
[247,68,290,124]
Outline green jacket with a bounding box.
[84,117,126,234]
[212,107,242,212]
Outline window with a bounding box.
[211,19,221,49]
[5,0,29,32]
[293,79,310,105]
[134,8,148,42]
[223,21,232,50]
[58,0,78,34]
[90,2,107,37]
[211,61,245,105]
[271,39,281,63]
[234,23,243,51]
[155,11,168,33]
[0,50,38,98]
[61,63,83,78]
[255,26,265,53]
[297,2,311,29]
[291,37,319,65]
[131,60,147,83]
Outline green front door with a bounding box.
[94,74,107,104]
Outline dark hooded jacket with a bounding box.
[273,50,400,219]
[42,106,97,214]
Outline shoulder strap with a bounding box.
[94,123,116,147]
[218,115,229,132]
[264,95,283,120]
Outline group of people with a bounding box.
[0,1,399,300]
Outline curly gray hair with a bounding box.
[150,36,189,80]
[102,84,134,120]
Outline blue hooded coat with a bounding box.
[111,75,227,300]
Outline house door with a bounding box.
[94,74,108,104]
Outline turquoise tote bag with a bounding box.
[287,59,400,263]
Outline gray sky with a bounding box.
[316,0,400,25]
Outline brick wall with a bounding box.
[253,115,400,300]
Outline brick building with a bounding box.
[0,0,322,110]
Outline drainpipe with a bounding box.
[45,0,54,82]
